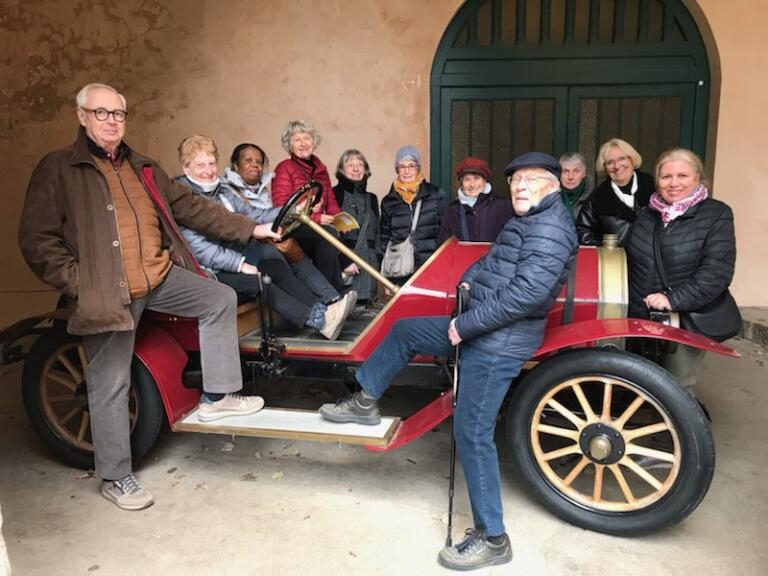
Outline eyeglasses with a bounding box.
[396,163,418,172]
[507,174,553,186]
[81,107,128,122]
[604,155,629,168]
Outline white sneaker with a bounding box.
[198,393,265,422]
[319,297,351,340]
[343,290,358,317]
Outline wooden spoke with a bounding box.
[622,459,663,490]
[625,444,675,463]
[77,411,90,443]
[45,369,78,391]
[535,423,581,441]
[613,395,645,429]
[77,345,89,373]
[562,456,591,487]
[547,398,586,429]
[593,465,605,502]
[623,421,671,442]
[571,382,597,423]
[601,382,613,420]
[57,353,83,384]
[58,407,82,427]
[46,394,77,403]
[608,464,636,503]
[542,443,582,462]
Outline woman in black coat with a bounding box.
[380,146,447,282]
[626,148,736,387]
[332,149,381,302]
[576,138,654,246]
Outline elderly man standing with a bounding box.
[18,83,280,511]
[320,152,577,571]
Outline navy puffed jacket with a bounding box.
[380,181,448,270]
[456,192,578,358]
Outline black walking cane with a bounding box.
[446,284,469,548]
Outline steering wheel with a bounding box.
[271,180,323,240]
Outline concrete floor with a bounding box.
[0,338,767,576]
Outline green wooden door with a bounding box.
[430,0,711,191]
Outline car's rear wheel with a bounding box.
[504,348,714,536]
[21,326,165,470]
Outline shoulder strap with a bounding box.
[652,217,672,291]
[410,200,423,234]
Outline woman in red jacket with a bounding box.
[272,120,344,291]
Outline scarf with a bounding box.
[611,172,638,208]
[184,174,220,193]
[560,180,586,221]
[457,182,492,207]
[649,183,709,226]
[393,174,424,205]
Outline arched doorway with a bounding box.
[430,0,711,193]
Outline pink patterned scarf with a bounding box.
[649,183,709,226]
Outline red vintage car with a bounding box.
[0,185,738,538]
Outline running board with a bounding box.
[174,407,400,447]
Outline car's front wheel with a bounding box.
[504,348,714,536]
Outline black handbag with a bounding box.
[652,219,741,341]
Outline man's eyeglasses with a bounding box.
[396,163,419,172]
[81,107,128,122]
[507,174,553,186]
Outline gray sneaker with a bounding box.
[319,392,381,425]
[101,473,154,511]
[438,529,513,571]
[198,393,265,422]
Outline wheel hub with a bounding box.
[579,422,625,465]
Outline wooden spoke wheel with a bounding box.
[505,348,714,536]
[271,180,323,240]
[22,326,165,470]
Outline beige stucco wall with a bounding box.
[0,0,765,328]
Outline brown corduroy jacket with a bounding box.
[18,128,256,335]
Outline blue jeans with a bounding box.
[356,317,524,536]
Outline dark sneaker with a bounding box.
[101,473,154,511]
[198,393,265,422]
[438,529,513,571]
[319,392,381,425]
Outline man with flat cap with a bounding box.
[320,152,577,571]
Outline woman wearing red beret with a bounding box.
[438,157,512,243]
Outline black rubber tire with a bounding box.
[504,348,715,536]
[21,326,166,470]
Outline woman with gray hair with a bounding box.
[271,120,344,290]
[332,149,381,302]
[558,152,593,222]
[576,138,654,246]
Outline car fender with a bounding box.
[533,317,740,359]
[133,324,199,425]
